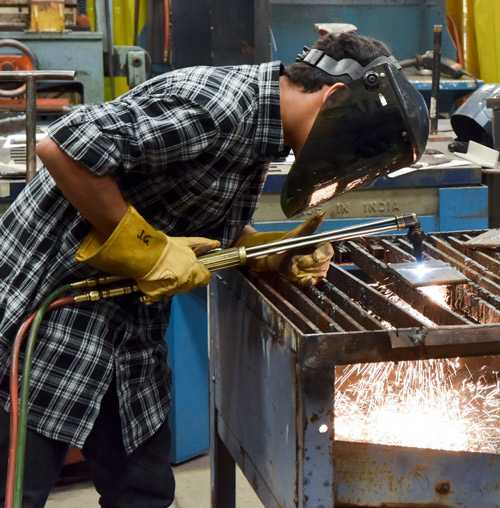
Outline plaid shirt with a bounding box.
[0,61,285,453]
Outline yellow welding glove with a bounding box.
[75,205,220,301]
[239,212,333,286]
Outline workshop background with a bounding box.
[2,1,500,508]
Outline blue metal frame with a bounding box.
[165,286,210,464]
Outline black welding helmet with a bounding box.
[280,48,429,217]
[451,83,500,148]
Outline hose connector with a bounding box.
[74,282,139,303]
[71,275,126,289]
[396,213,419,230]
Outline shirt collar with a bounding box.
[254,61,287,156]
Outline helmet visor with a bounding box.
[280,60,429,217]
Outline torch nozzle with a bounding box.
[407,221,426,264]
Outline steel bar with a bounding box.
[25,76,36,183]
[430,235,500,282]
[447,236,500,280]
[448,284,500,324]
[463,280,500,310]
[429,24,442,135]
[345,241,471,326]
[388,324,500,354]
[317,279,386,331]
[247,272,321,334]
[271,275,342,333]
[309,281,384,332]
[426,236,500,296]
[384,237,421,262]
[324,263,428,328]
[361,236,411,264]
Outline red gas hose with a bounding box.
[5,297,75,508]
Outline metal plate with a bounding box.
[463,229,500,250]
[387,260,468,287]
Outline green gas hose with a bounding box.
[13,284,73,508]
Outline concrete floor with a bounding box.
[46,453,264,508]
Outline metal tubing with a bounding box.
[25,76,37,182]
[197,214,420,272]
[244,214,419,260]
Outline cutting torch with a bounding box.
[197,212,424,272]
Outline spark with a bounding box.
[334,358,500,453]
[375,284,436,327]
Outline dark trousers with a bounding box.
[0,381,175,508]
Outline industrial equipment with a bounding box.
[400,50,469,80]
[0,1,149,104]
[210,229,500,507]
[0,69,75,182]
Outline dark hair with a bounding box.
[284,31,392,92]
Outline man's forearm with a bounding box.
[37,136,128,237]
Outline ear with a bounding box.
[322,82,346,103]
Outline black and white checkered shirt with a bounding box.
[0,61,286,453]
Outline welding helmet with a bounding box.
[280,48,429,217]
[451,83,500,148]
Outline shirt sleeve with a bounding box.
[47,96,219,177]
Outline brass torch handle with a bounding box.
[197,246,247,272]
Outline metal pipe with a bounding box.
[430,25,442,135]
[198,214,420,271]
[24,76,37,183]
[104,0,116,99]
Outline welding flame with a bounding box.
[412,262,429,281]
[334,359,500,453]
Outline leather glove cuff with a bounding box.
[75,205,168,278]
